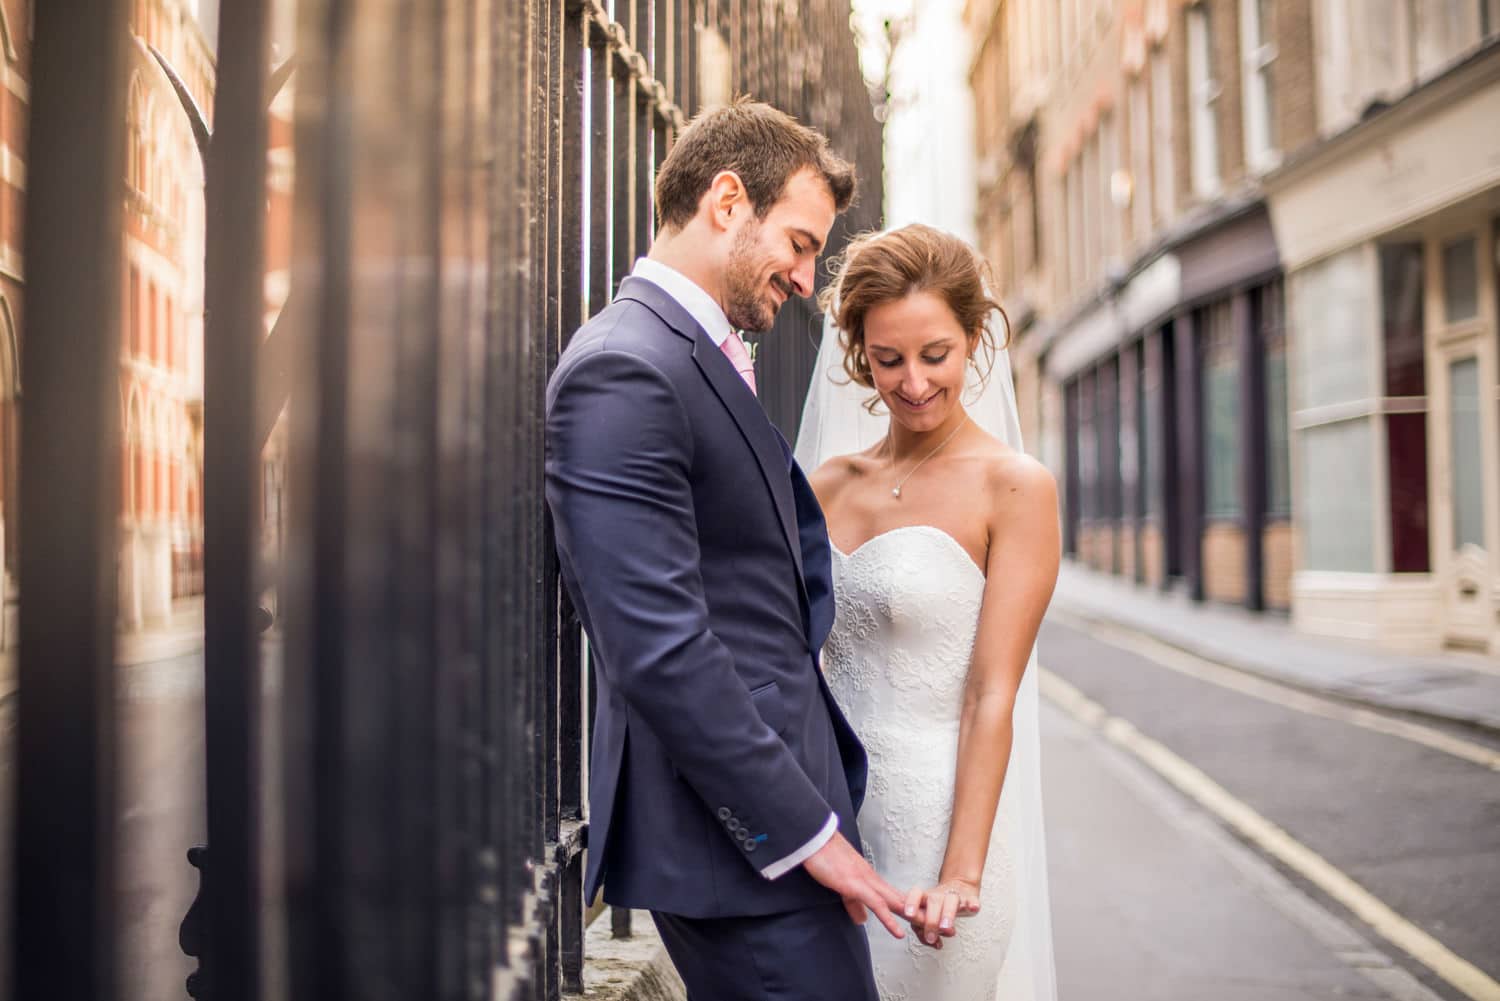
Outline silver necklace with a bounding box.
[888,418,968,499]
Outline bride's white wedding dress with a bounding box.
[796,307,1057,1001]
[825,525,1017,1000]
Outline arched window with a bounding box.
[163,294,174,371]
[0,296,18,573]
[127,77,146,194]
[126,387,144,518]
[147,280,159,364]
[0,296,18,402]
[129,266,141,356]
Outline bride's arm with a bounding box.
[916,452,1059,944]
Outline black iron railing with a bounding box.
[11,2,879,1000]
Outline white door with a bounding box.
[1427,228,1499,652]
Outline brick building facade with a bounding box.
[0,0,215,643]
[968,0,1500,654]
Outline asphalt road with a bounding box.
[1040,616,1500,1001]
[0,651,206,1001]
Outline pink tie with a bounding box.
[721,331,757,395]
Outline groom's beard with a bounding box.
[724,226,793,333]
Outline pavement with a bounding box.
[1050,561,1500,736]
[0,597,205,700]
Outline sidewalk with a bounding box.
[1050,560,1500,735]
[0,597,205,700]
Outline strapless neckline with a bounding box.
[829,523,986,580]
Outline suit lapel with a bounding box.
[691,337,806,587]
[616,278,807,592]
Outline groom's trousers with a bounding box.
[651,900,880,1001]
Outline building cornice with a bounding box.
[1043,185,1267,344]
[1264,39,1500,194]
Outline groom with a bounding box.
[545,99,907,999]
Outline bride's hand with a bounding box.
[903,877,981,947]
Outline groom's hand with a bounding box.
[802,833,908,940]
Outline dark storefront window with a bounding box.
[1099,357,1122,523]
[1259,281,1291,517]
[1139,339,1160,518]
[1064,379,1081,556]
[1203,302,1241,520]
[1079,371,1097,523]
[1380,242,1431,572]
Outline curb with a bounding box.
[583,910,685,1001]
[1049,600,1500,739]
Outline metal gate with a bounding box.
[11,1,880,1000]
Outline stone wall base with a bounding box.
[583,910,686,1001]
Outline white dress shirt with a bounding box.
[628,257,840,880]
[631,257,733,347]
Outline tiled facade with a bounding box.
[968,0,1500,655]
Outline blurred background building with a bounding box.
[0,0,215,645]
[0,0,290,653]
[967,0,1500,656]
[121,0,214,630]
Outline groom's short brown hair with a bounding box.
[654,98,857,231]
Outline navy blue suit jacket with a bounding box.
[545,277,868,917]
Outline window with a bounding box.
[1448,358,1485,548]
[1098,114,1116,267]
[1203,302,1241,519]
[1414,0,1483,78]
[1442,235,1478,323]
[1078,373,1098,522]
[1141,337,1165,517]
[1380,243,1431,572]
[1149,45,1175,221]
[1099,358,1122,522]
[129,266,141,356]
[1239,0,1278,172]
[1128,76,1152,245]
[1258,282,1291,518]
[1082,133,1098,286]
[1301,420,1378,571]
[148,281,159,363]
[1028,160,1043,271]
[1187,4,1220,197]
[1068,160,1084,296]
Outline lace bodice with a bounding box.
[825,525,1018,1001]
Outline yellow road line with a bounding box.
[1051,611,1500,773]
[1041,668,1500,1001]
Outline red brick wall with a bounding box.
[1262,519,1294,610]
[1203,521,1247,605]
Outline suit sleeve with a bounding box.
[545,347,834,876]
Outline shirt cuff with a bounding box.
[758,812,838,881]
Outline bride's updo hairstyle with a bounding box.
[820,224,1009,397]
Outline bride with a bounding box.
[795,224,1060,1001]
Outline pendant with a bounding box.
[891,487,902,498]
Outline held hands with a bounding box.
[802,832,909,940]
[903,876,981,949]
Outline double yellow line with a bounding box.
[1041,658,1500,1001]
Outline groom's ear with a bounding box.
[705,170,751,231]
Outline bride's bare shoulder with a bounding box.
[808,447,882,504]
[970,438,1057,522]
